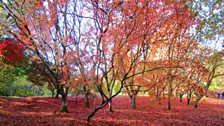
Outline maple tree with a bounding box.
[0,0,84,112]
[0,38,27,66]
[81,0,200,121]
[192,51,224,108]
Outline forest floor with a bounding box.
[0,95,224,126]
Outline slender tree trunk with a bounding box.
[156,93,161,104]
[108,100,113,112]
[108,92,113,112]
[156,88,160,101]
[187,92,192,105]
[87,101,107,122]
[167,81,172,110]
[167,99,171,110]
[167,78,172,110]
[84,93,89,108]
[131,95,136,109]
[83,86,90,108]
[194,99,199,108]
[86,81,124,122]
[87,107,100,122]
[187,98,190,105]
[194,96,203,108]
[51,89,55,98]
[179,93,183,102]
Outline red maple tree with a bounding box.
[0,38,27,65]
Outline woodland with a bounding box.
[0,0,224,125]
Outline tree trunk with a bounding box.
[179,93,183,102]
[194,100,199,108]
[86,81,124,122]
[108,92,113,112]
[131,95,136,109]
[83,85,90,108]
[167,99,171,110]
[108,100,113,112]
[187,92,191,105]
[156,88,160,101]
[61,94,68,112]
[60,86,69,113]
[51,89,55,98]
[156,93,161,104]
[87,107,99,122]
[167,80,172,110]
[187,98,190,105]
[87,101,107,122]
[55,89,60,98]
[84,92,89,108]
[194,96,203,108]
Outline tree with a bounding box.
[0,37,30,96]
[189,0,224,44]
[0,0,88,112]
[194,51,224,108]
[84,0,196,121]
[0,60,16,96]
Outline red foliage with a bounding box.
[0,96,224,126]
[0,38,27,65]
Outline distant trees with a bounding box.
[0,37,46,97]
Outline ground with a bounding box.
[0,96,224,126]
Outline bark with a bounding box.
[167,79,172,110]
[108,100,113,112]
[83,86,90,108]
[131,95,136,109]
[179,93,184,102]
[187,98,191,105]
[86,79,125,122]
[156,94,161,102]
[59,86,69,113]
[61,94,68,112]
[87,101,107,122]
[84,93,90,108]
[55,89,60,98]
[87,81,124,122]
[194,96,203,108]
[187,92,192,105]
[156,88,160,101]
[156,94,161,105]
[51,89,55,98]
[108,92,113,112]
[194,100,199,108]
[167,99,171,110]
[87,107,99,122]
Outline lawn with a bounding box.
[0,96,224,126]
